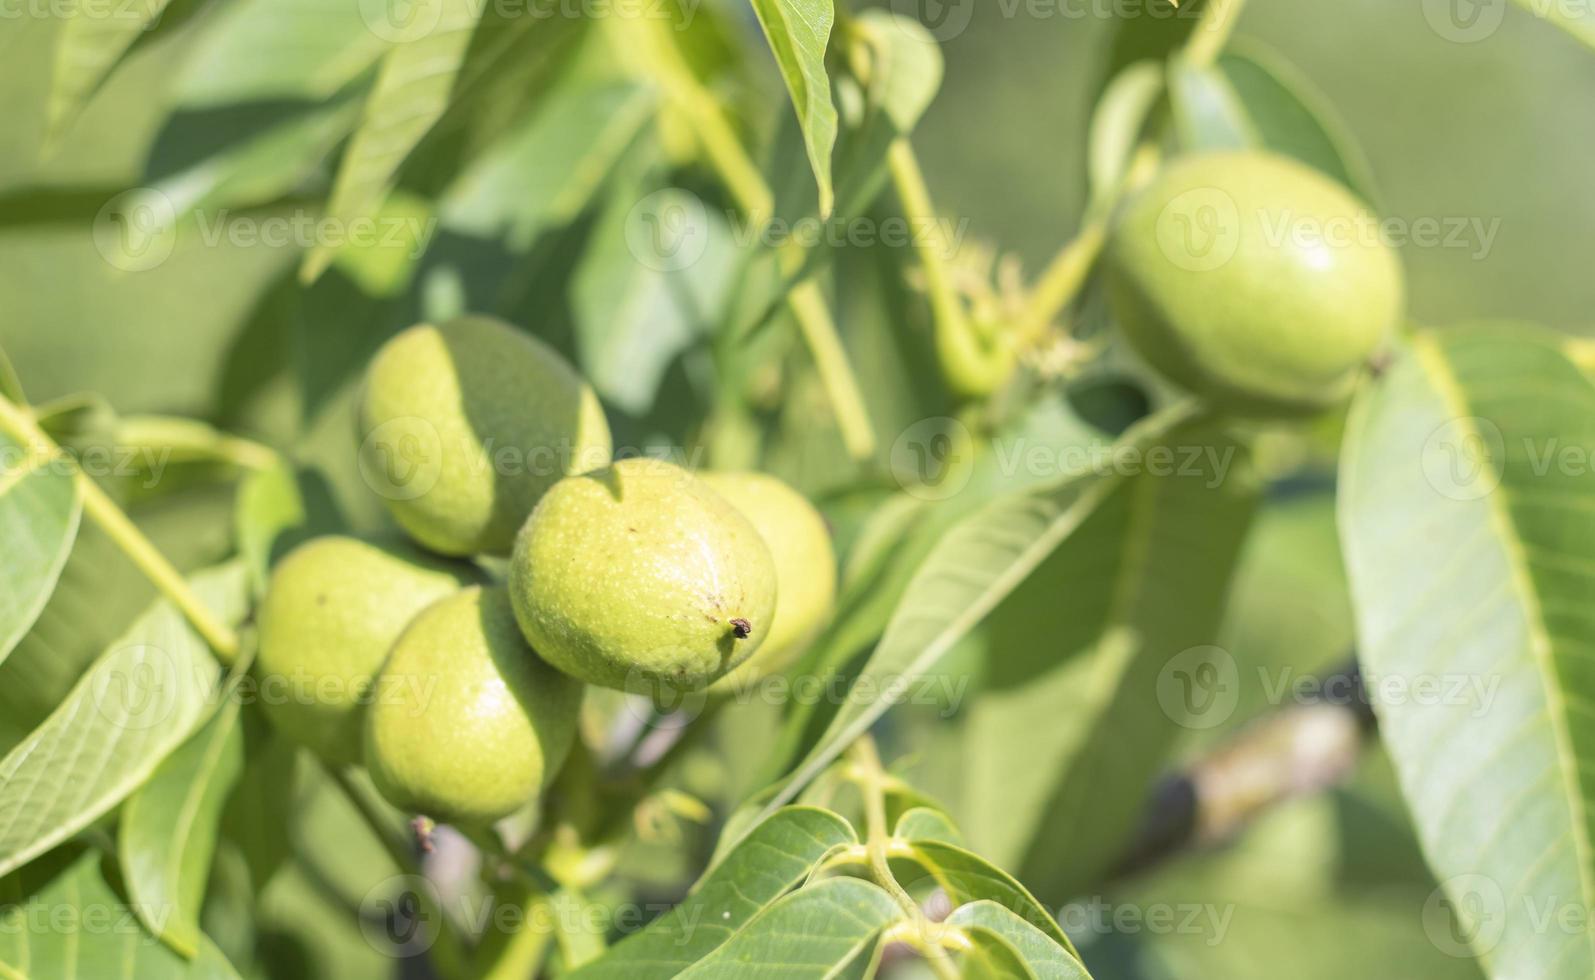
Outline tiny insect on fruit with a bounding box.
[507,458,778,695]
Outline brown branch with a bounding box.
[1112,658,1376,881]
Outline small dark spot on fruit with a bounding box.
[316,594,327,607]
[730,618,752,639]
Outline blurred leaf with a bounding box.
[767,405,1212,815]
[1168,43,1376,201]
[0,430,82,668]
[0,344,24,403]
[233,459,344,597]
[748,0,838,216]
[894,807,963,846]
[1514,0,1595,52]
[571,186,737,416]
[572,806,856,978]
[0,846,240,979]
[961,425,1257,900]
[440,81,655,248]
[551,888,606,970]
[958,927,1034,980]
[1087,61,1163,207]
[899,840,1077,957]
[1339,325,1595,977]
[218,710,298,896]
[675,877,900,979]
[1094,0,1207,99]
[301,0,484,281]
[119,695,246,957]
[0,563,246,878]
[173,0,387,106]
[44,0,173,151]
[947,901,1092,980]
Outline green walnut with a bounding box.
[702,472,836,690]
[358,315,612,556]
[256,536,472,767]
[1105,150,1404,416]
[508,458,778,693]
[365,586,582,826]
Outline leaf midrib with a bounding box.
[1413,331,1595,968]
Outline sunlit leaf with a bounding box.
[675,877,901,979]
[748,0,838,216]
[0,563,247,878]
[0,431,81,669]
[44,0,173,151]
[1339,325,1595,977]
[947,901,1091,980]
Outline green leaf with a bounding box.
[300,0,484,282]
[44,0,173,151]
[675,877,901,979]
[893,807,963,846]
[1339,326,1595,978]
[1512,0,1595,53]
[439,81,655,248]
[0,345,24,404]
[1087,60,1164,206]
[0,432,82,669]
[962,429,1258,900]
[571,806,857,977]
[550,888,606,970]
[947,902,1091,980]
[767,406,1221,814]
[174,0,388,106]
[1168,43,1377,201]
[217,714,299,896]
[748,0,838,217]
[0,563,247,879]
[571,185,738,416]
[233,460,343,598]
[118,695,246,957]
[958,927,1035,980]
[898,841,1078,959]
[0,846,241,979]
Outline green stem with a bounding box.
[1018,143,1160,339]
[846,738,961,980]
[0,392,241,662]
[1184,0,1250,69]
[609,16,877,460]
[887,140,1012,400]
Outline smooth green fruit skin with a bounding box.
[359,315,612,557]
[508,458,778,693]
[256,536,472,767]
[702,472,836,691]
[365,586,581,826]
[1105,151,1404,416]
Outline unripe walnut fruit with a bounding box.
[365,586,581,826]
[508,458,778,694]
[358,315,612,556]
[702,472,836,690]
[256,536,473,767]
[1105,151,1404,416]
